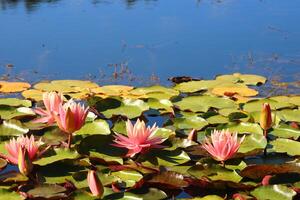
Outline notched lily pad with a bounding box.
[26,184,67,199]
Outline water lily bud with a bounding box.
[260,103,272,133]
[87,170,104,197]
[18,146,33,176]
[187,129,196,141]
[262,175,272,186]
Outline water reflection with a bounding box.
[0,0,161,11]
[0,0,61,11]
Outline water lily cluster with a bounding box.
[0,74,299,199]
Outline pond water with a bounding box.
[0,0,300,85]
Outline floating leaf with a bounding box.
[277,109,300,122]
[188,164,243,183]
[270,125,300,140]
[75,119,110,136]
[78,135,126,164]
[251,185,296,200]
[147,171,188,188]
[0,189,23,200]
[241,161,300,179]
[0,119,29,136]
[22,89,44,101]
[0,81,31,93]
[238,133,267,154]
[173,115,208,130]
[130,85,179,99]
[0,98,31,107]
[34,148,79,166]
[218,122,263,135]
[0,106,35,120]
[174,96,237,113]
[94,98,149,119]
[174,80,228,93]
[216,73,267,85]
[211,86,258,97]
[112,170,143,187]
[243,99,293,112]
[26,184,67,199]
[270,138,300,156]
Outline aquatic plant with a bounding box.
[33,92,63,125]
[113,119,164,157]
[0,74,299,199]
[260,103,272,137]
[1,135,43,165]
[202,129,245,164]
[55,100,89,148]
[87,170,104,197]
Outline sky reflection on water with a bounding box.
[0,0,300,85]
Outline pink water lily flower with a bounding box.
[202,129,245,163]
[113,119,164,157]
[1,135,44,165]
[34,92,64,125]
[55,100,89,148]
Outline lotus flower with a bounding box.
[87,170,104,197]
[260,103,272,137]
[1,135,43,165]
[113,119,164,157]
[202,129,245,163]
[34,92,63,125]
[55,100,89,148]
[18,146,33,176]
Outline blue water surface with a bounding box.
[0,0,300,84]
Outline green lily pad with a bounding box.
[112,170,143,187]
[243,99,293,112]
[130,85,179,99]
[0,189,23,200]
[147,98,174,113]
[92,97,149,119]
[218,122,263,135]
[179,195,224,200]
[0,98,31,107]
[207,115,229,124]
[188,164,243,183]
[122,188,167,200]
[0,105,35,120]
[270,125,300,140]
[238,133,267,154]
[34,148,79,166]
[251,185,296,200]
[270,138,300,156]
[0,171,28,183]
[174,95,237,113]
[75,119,110,136]
[216,73,266,85]
[0,119,29,136]
[270,96,300,107]
[42,127,68,145]
[144,149,190,167]
[173,80,227,93]
[173,115,208,130]
[277,109,300,122]
[77,135,126,164]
